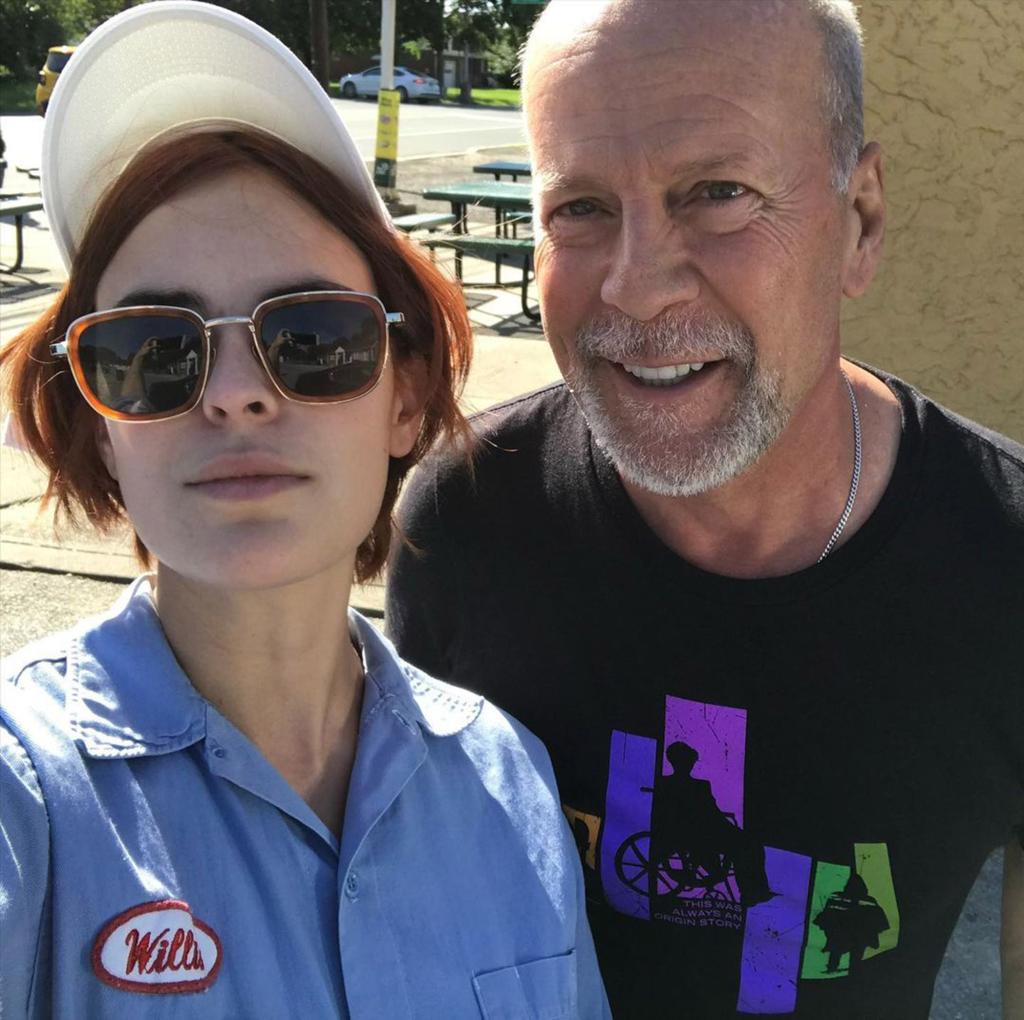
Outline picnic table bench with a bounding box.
[392,211,456,234]
[421,234,538,321]
[472,160,532,182]
[1,196,45,273]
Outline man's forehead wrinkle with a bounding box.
[533,99,775,169]
[523,27,607,103]
[535,31,761,85]
[531,29,791,115]
[533,1,820,102]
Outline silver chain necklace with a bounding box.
[817,368,862,563]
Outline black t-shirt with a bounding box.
[387,371,1024,1019]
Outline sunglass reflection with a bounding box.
[261,300,381,398]
[80,320,203,416]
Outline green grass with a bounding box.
[0,78,39,115]
[444,88,520,108]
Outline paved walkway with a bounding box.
[0,149,558,615]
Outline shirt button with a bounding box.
[210,744,226,759]
[345,872,359,900]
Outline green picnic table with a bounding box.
[472,160,532,182]
[421,181,533,284]
[421,181,532,224]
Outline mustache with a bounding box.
[574,310,756,365]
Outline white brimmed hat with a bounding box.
[42,0,387,270]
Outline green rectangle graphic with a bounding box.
[801,861,851,979]
[854,842,899,959]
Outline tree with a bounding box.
[0,0,133,78]
[398,0,445,79]
[0,2,62,78]
[308,0,329,88]
[444,0,500,103]
[443,0,545,98]
[499,0,545,66]
[0,0,540,95]
[222,1,311,66]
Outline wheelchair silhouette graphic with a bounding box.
[611,741,763,905]
[613,824,740,901]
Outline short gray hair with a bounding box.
[804,0,864,192]
[522,0,865,193]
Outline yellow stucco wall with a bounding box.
[842,0,1023,440]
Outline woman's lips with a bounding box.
[186,474,309,500]
[185,453,310,500]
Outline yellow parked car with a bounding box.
[36,46,76,115]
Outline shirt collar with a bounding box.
[68,577,207,758]
[349,611,483,738]
[68,578,482,759]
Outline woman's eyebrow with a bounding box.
[110,279,353,312]
[114,288,204,310]
[258,278,350,301]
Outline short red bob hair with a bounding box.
[0,127,472,581]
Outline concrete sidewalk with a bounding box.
[0,150,558,615]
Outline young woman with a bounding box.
[0,4,607,1017]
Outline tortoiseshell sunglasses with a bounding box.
[49,290,403,422]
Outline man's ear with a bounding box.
[96,419,119,481]
[388,355,429,459]
[841,141,886,299]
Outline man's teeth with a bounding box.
[622,361,706,386]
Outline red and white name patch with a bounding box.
[92,900,222,994]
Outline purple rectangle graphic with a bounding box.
[737,847,814,1015]
[664,696,747,827]
[600,731,658,920]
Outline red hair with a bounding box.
[0,127,472,580]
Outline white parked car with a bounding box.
[339,66,441,103]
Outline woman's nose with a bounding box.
[199,323,282,424]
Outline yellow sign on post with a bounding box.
[373,90,400,190]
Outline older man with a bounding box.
[388,1,1024,1016]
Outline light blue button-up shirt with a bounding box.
[0,579,609,1018]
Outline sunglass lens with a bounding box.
[77,314,204,417]
[259,299,383,399]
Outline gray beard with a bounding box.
[565,311,790,497]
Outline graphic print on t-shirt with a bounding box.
[566,695,901,1015]
[803,844,900,979]
[563,807,601,871]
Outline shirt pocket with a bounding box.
[473,950,578,1020]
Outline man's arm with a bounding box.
[1003,834,1024,1019]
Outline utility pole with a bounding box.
[373,0,400,202]
[309,0,329,90]
[380,0,396,94]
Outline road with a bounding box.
[0,99,524,173]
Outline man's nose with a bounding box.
[600,206,701,321]
[200,323,282,423]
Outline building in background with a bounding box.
[844,0,1023,440]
